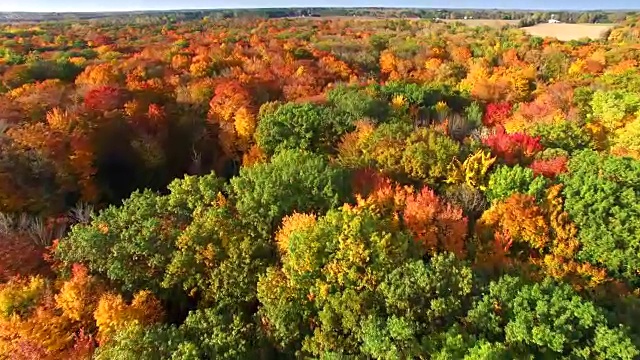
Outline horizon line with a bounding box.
[1,6,639,14]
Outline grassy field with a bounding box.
[522,23,615,41]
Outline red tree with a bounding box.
[483,102,512,127]
[483,126,543,165]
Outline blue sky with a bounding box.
[1,0,638,12]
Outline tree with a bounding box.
[560,150,640,284]
[527,120,594,153]
[258,205,473,357]
[404,187,468,258]
[485,165,547,203]
[352,123,461,184]
[56,173,226,297]
[467,276,639,359]
[230,150,351,234]
[93,322,184,360]
[483,127,542,166]
[327,85,389,123]
[255,102,354,156]
[162,202,274,308]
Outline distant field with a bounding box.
[522,23,615,41]
[441,19,521,27]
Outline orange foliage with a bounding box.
[404,187,468,258]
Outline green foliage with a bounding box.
[358,124,461,184]
[255,102,354,155]
[573,86,594,119]
[379,81,470,110]
[93,322,185,360]
[405,131,460,182]
[561,150,640,284]
[162,203,273,307]
[527,120,593,153]
[467,276,639,359]
[56,173,225,297]
[176,307,267,359]
[327,85,389,122]
[230,150,351,234]
[485,165,547,203]
[464,102,483,128]
[258,205,473,357]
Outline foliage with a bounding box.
[467,276,639,359]
[2,12,640,358]
[446,150,496,191]
[255,102,354,156]
[258,205,473,357]
[56,173,225,296]
[560,150,640,284]
[527,120,594,153]
[230,150,351,234]
[485,165,547,203]
[483,127,543,165]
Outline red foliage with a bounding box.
[530,156,569,178]
[483,126,543,165]
[403,187,468,258]
[351,168,394,199]
[84,86,126,112]
[483,102,512,127]
[0,234,49,282]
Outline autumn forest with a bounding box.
[1,11,640,359]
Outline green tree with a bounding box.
[560,150,640,284]
[327,85,389,122]
[527,120,593,153]
[229,150,351,234]
[467,276,639,359]
[485,165,547,203]
[255,102,354,156]
[56,173,225,297]
[258,206,473,358]
[93,322,185,360]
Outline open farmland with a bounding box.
[522,23,615,41]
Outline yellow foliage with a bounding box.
[435,100,449,114]
[446,150,496,190]
[611,116,640,160]
[568,59,587,75]
[0,276,47,320]
[55,265,103,325]
[424,58,443,70]
[69,57,87,66]
[75,63,121,86]
[584,120,608,150]
[379,50,397,74]
[46,107,73,132]
[276,213,317,256]
[94,290,163,344]
[234,106,256,141]
[391,94,406,109]
[189,61,210,78]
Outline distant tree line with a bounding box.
[0,8,635,24]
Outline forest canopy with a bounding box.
[1,11,640,360]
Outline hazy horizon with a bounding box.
[1,0,639,13]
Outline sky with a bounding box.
[0,0,638,13]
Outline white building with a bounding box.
[548,18,561,24]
